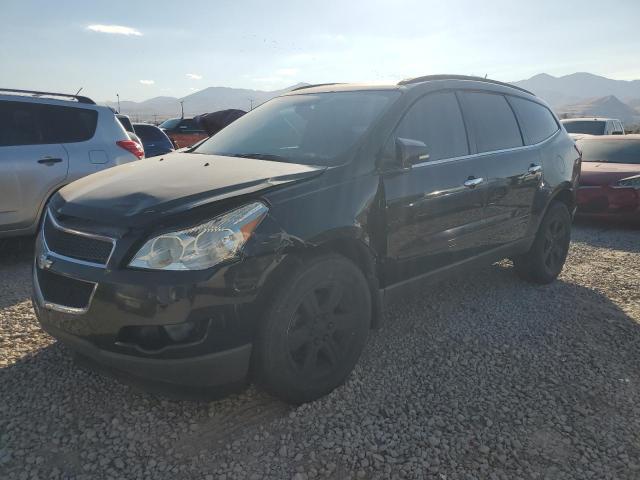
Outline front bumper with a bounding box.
[32,230,276,388]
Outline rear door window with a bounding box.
[507,96,559,145]
[459,92,523,153]
[40,105,98,143]
[391,91,469,162]
[0,101,44,146]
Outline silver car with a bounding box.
[0,89,143,238]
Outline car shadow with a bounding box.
[0,237,33,310]
[1,257,639,477]
[0,236,35,265]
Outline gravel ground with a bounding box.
[1,221,639,480]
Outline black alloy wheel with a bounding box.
[254,254,371,404]
[286,281,359,379]
[513,201,572,284]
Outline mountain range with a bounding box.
[106,73,640,125]
[105,84,308,122]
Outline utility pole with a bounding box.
[153,114,158,125]
[180,100,185,118]
[249,98,254,111]
[116,93,121,113]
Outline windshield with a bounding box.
[159,118,180,129]
[578,139,640,164]
[563,120,605,135]
[192,91,399,166]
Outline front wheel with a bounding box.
[513,201,572,284]
[253,254,371,404]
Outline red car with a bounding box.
[576,135,640,219]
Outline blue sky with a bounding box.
[2,0,639,101]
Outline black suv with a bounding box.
[33,76,580,404]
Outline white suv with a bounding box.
[561,117,625,136]
[0,89,144,238]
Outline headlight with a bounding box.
[129,202,268,270]
[616,175,640,189]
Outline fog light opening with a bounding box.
[116,319,209,352]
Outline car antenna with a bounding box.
[75,87,83,96]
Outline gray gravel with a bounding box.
[1,222,639,480]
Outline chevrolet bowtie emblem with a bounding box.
[37,253,53,270]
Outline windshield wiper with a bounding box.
[227,152,290,162]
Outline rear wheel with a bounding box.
[254,254,371,404]
[513,201,571,284]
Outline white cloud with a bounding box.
[139,80,155,85]
[186,73,203,80]
[276,68,299,76]
[87,24,142,36]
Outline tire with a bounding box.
[254,254,371,404]
[513,201,572,284]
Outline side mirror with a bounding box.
[396,137,430,168]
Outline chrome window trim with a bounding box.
[411,128,561,169]
[44,208,116,268]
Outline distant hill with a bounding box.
[512,72,640,108]
[557,95,640,124]
[104,83,308,122]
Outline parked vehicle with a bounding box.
[33,76,580,403]
[0,88,143,239]
[133,123,174,158]
[116,113,144,149]
[159,117,208,148]
[561,117,625,136]
[194,109,246,136]
[575,135,640,219]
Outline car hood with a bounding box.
[52,152,325,227]
[579,162,640,186]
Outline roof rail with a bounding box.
[0,88,96,104]
[290,83,345,92]
[397,75,534,95]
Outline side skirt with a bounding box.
[380,237,533,307]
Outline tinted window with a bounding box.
[194,91,399,166]
[116,115,134,133]
[159,118,180,129]
[578,138,640,164]
[41,105,98,143]
[179,119,203,131]
[134,124,170,142]
[508,96,558,145]
[562,120,606,135]
[460,92,523,153]
[0,101,43,146]
[393,92,468,161]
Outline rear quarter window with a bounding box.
[41,105,98,143]
[508,96,559,145]
[459,92,523,153]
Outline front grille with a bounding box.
[44,214,114,265]
[37,268,96,310]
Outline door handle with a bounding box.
[528,164,542,174]
[463,177,484,188]
[37,157,63,165]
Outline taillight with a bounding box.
[117,140,144,160]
